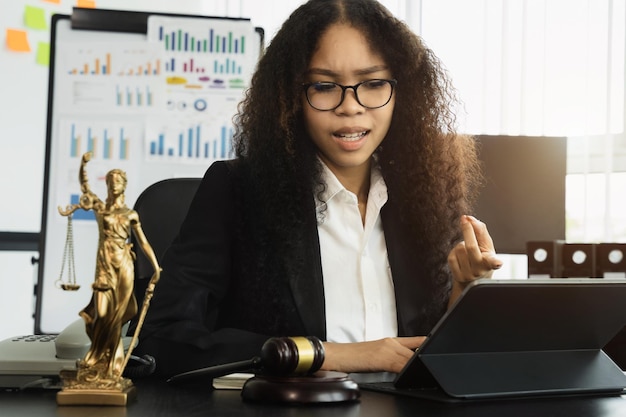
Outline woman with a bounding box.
[136,0,501,377]
[59,152,160,386]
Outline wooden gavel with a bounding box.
[167,336,325,384]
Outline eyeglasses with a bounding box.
[303,79,397,111]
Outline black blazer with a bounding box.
[137,160,450,377]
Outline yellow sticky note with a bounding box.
[6,29,31,52]
[76,0,96,8]
[36,42,50,66]
[24,5,48,30]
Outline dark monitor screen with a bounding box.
[472,135,567,254]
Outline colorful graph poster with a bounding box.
[146,15,257,92]
[54,41,165,113]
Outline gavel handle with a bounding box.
[167,356,262,384]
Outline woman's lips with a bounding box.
[332,130,369,151]
[333,130,368,142]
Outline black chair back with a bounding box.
[127,177,201,333]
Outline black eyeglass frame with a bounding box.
[302,78,398,111]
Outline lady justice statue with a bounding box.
[56,152,161,406]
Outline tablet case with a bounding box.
[393,279,626,400]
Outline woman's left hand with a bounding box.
[321,337,426,374]
[448,215,502,288]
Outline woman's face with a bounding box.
[302,24,395,178]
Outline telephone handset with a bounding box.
[53,318,91,360]
[0,318,134,389]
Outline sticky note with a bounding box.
[24,5,48,30]
[43,0,61,4]
[6,29,31,52]
[76,0,96,8]
[36,42,50,66]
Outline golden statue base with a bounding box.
[56,367,137,406]
[57,385,137,406]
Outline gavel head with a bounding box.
[259,336,325,376]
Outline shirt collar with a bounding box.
[315,157,387,212]
[317,161,344,206]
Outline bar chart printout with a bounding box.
[56,42,165,112]
[66,51,112,75]
[156,23,248,54]
[55,119,141,227]
[147,16,257,82]
[62,120,137,162]
[61,43,163,77]
[146,121,234,164]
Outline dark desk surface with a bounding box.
[2,378,626,417]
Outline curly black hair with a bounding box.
[232,0,482,313]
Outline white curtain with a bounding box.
[419,0,626,244]
[419,0,624,137]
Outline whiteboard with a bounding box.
[35,10,262,334]
[0,0,235,233]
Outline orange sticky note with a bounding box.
[6,29,31,52]
[42,0,62,4]
[76,0,96,8]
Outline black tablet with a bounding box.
[363,278,626,401]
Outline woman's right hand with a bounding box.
[320,336,425,374]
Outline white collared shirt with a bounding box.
[316,160,398,343]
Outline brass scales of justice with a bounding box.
[55,152,161,406]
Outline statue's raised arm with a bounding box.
[58,152,103,216]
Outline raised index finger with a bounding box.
[461,215,483,263]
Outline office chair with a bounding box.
[121,177,200,378]
[127,177,201,332]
